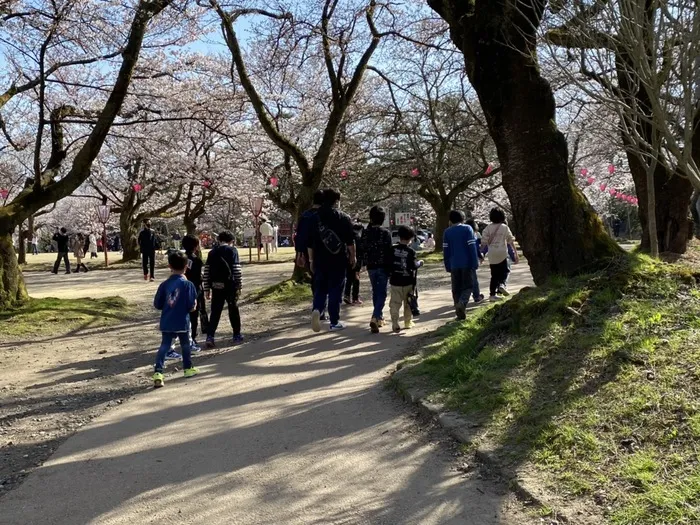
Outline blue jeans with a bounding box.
[155,332,192,373]
[313,264,346,325]
[470,268,481,301]
[368,268,389,320]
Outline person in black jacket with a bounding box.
[52,227,71,274]
[138,220,157,282]
[390,226,424,333]
[182,234,209,351]
[203,230,243,346]
[361,206,394,333]
[343,222,364,305]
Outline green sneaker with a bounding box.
[153,372,164,388]
[183,367,200,378]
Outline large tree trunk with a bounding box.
[0,224,28,309]
[184,219,196,236]
[120,209,139,262]
[17,223,27,265]
[428,0,620,284]
[431,202,451,254]
[627,153,693,253]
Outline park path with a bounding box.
[3,263,534,524]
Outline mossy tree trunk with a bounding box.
[428,0,620,284]
[0,226,28,309]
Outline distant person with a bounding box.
[361,206,394,333]
[182,234,209,351]
[272,224,279,253]
[308,189,356,332]
[443,211,480,319]
[73,233,89,272]
[51,227,71,274]
[423,233,435,251]
[481,208,519,301]
[89,232,98,258]
[203,230,243,347]
[260,218,274,254]
[138,220,157,282]
[389,226,424,333]
[31,233,38,255]
[152,251,199,388]
[344,223,364,305]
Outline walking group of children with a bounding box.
[151,230,243,388]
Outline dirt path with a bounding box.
[1,261,537,523]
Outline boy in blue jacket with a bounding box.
[152,251,199,388]
[443,210,480,320]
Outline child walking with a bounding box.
[465,218,485,304]
[443,211,480,320]
[182,234,209,351]
[481,208,519,301]
[361,206,394,333]
[390,226,424,333]
[152,251,199,388]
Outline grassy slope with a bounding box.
[0,297,135,338]
[249,279,313,305]
[407,254,700,524]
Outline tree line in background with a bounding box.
[1,0,699,308]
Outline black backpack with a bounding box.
[208,246,233,286]
[317,213,344,255]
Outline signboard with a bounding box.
[395,212,411,227]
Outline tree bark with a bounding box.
[0,225,28,309]
[17,223,27,265]
[185,220,196,236]
[428,0,620,284]
[120,207,140,262]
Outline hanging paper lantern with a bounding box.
[269,177,279,188]
[580,168,588,177]
[411,168,420,177]
[599,183,607,191]
[485,164,493,175]
[202,179,212,189]
[132,183,142,193]
[609,189,616,196]
[608,164,615,174]
[340,169,348,180]
[586,176,595,185]
[0,188,8,200]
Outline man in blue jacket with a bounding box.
[443,210,480,320]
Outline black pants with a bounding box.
[190,289,209,341]
[142,251,155,278]
[208,287,241,338]
[53,252,70,274]
[344,265,360,301]
[489,260,510,296]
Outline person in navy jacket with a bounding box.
[152,251,199,388]
[443,210,480,320]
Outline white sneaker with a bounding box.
[329,322,345,331]
[311,310,321,333]
[497,286,510,296]
[489,295,504,302]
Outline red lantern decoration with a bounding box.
[609,189,616,196]
[608,164,615,174]
[485,164,493,175]
[202,179,212,189]
[586,176,595,185]
[599,183,607,191]
[0,188,8,200]
[411,168,420,177]
[340,170,348,180]
[132,183,143,193]
[580,168,588,177]
[269,177,279,188]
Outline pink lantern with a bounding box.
[202,179,212,189]
[132,183,142,193]
[580,168,588,177]
[586,176,595,185]
[599,183,607,191]
[411,168,420,177]
[269,177,279,188]
[608,164,615,174]
[340,169,348,180]
[485,164,493,175]
[0,188,8,200]
[609,189,616,196]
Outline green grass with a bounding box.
[0,296,135,338]
[407,254,700,524]
[249,279,313,305]
[420,251,444,264]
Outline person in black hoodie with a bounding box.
[52,227,71,274]
[343,222,364,305]
[138,220,157,282]
[361,206,394,333]
[182,234,209,351]
[203,230,243,347]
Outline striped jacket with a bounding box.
[203,244,243,292]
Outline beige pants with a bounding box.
[390,285,413,327]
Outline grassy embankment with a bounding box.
[405,254,700,524]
